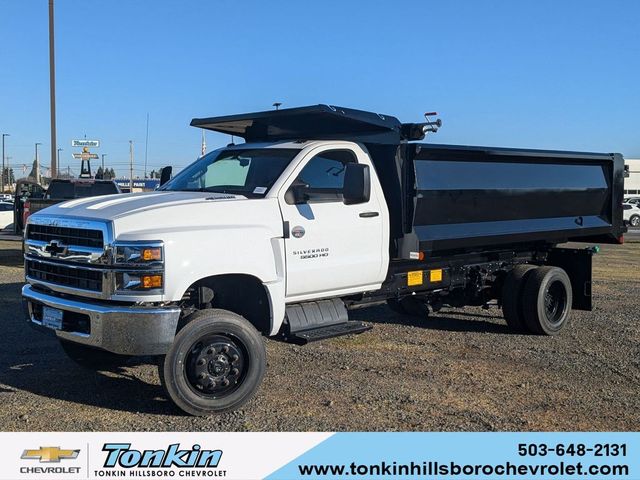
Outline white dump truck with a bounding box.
[23,105,626,415]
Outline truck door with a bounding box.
[280,147,386,299]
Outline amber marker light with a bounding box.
[141,274,163,289]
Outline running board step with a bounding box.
[287,321,372,345]
[284,299,372,344]
[286,298,349,333]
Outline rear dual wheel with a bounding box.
[502,265,572,335]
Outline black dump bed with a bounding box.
[193,105,626,259]
[395,144,626,258]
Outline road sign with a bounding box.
[72,152,99,160]
[72,139,100,148]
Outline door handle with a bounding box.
[359,211,379,218]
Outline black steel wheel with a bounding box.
[185,334,247,398]
[159,309,266,416]
[522,266,572,335]
[501,264,536,332]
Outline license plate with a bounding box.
[42,306,63,330]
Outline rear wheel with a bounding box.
[501,264,536,332]
[159,309,266,416]
[522,266,572,335]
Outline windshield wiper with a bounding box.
[176,187,247,195]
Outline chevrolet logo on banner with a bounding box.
[21,447,80,462]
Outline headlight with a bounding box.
[113,242,164,265]
[112,241,164,294]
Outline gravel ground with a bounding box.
[0,239,638,432]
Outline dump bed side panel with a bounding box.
[405,144,624,256]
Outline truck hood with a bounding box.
[34,191,246,220]
[30,191,284,241]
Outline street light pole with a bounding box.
[35,142,42,185]
[1,133,9,193]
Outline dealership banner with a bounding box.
[0,432,637,480]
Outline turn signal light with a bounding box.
[142,248,162,261]
[141,274,163,289]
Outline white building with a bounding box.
[624,158,640,197]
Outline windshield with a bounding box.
[160,148,299,197]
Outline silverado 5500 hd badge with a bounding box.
[292,248,329,259]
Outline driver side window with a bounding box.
[294,149,356,202]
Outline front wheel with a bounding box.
[159,309,266,416]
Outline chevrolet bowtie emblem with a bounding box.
[44,240,67,256]
[21,447,79,462]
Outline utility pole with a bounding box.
[129,140,134,192]
[48,0,57,178]
[1,133,9,193]
[101,153,106,172]
[35,142,42,185]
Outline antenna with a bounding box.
[201,130,206,157]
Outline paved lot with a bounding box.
[0,239,638,432]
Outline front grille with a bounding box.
[26,260,103,292]
[27,224,103,248]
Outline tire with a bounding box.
[159,309,266,416]
[630,215,640,227]
[386,296,429,318]
[522,266,572,335]
[59,340,131,370]
[501,264,536,332]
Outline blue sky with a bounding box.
[1,0,638,178]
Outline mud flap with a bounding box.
[547,247,593,311]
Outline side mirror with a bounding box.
[343,163,370,205]
[159,166,172,187]
[284,180,310,205]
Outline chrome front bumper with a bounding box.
[22,284,181,355]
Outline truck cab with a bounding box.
[22,105,626,416]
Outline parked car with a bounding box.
[623,203,640,227]
[0,194,13,203]
[0,201,13,229]
[623,196,640,206]
[13,179,45,234]
[16,178,120,234]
